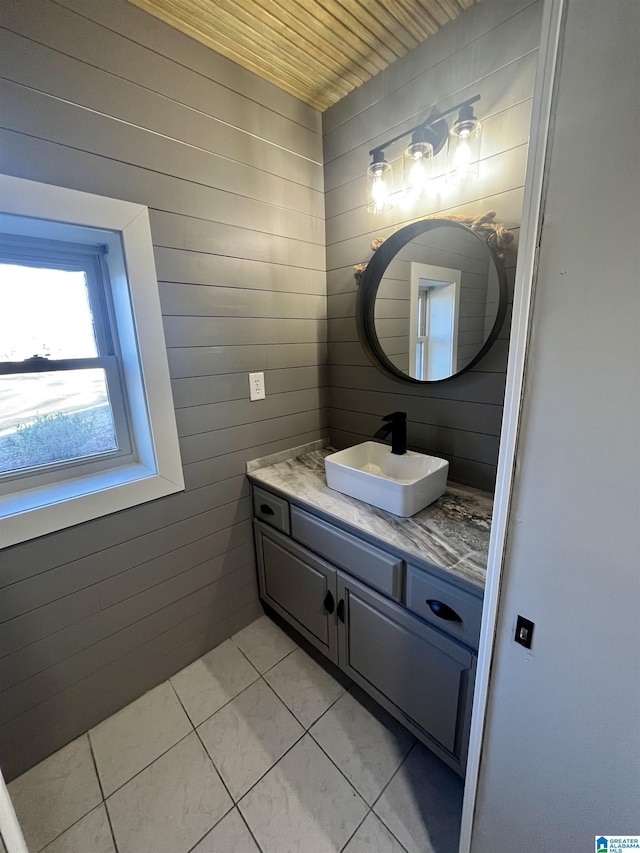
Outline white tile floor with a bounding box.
[7,615,463,853]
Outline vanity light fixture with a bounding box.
[367,149,393,213]
[366,95,481,213]
[448,103,482,184]
[403,128,435,202]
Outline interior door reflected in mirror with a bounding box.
[357,218,508,384]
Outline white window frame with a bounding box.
[0,175,184,548]
[409,261,461,380]
[0,235,135,483]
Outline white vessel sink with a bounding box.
[324,441,449,517]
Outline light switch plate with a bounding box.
[515,615,534,649]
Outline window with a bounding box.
[0,175,184,547]
[409,262,461,381]
[0,237,130,478]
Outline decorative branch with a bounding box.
[353,211,514,283]
[427,210,514,260]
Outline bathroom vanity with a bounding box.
[247,443,492,777]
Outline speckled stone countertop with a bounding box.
[247,441,493,593]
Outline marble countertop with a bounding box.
[247,441,493,593]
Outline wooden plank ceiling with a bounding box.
[126,0,479,110]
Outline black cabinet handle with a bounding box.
[323,591,335,614]
[337,598,345,623]
[426,599,462,623]
[259,504,275,516]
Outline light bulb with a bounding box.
[447,119,481,184]
[448,105,481,184]
[403,139,433,202]
[367,154,392,213]
[409,156,429,195]
[371,174,388,212]
[453,140,472,181]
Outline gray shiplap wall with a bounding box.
[323,0,542,490]
[0,0,326,779]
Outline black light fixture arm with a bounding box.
[368,94,481,158]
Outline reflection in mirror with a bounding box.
[359,219,508,384]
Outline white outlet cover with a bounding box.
[248,371,266,401]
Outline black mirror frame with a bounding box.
[356,218,509,384]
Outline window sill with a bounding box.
[1,462,184,548]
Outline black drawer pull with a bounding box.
[323,591,335,614]
[259,504,275,516]
[337,598,345,623]
[426,599,462,622]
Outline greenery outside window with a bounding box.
[0,236,133,481]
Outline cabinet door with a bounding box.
[337,572,474,768]
[255,521,338,663]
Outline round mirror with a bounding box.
[356,219,508,383]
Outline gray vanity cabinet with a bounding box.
[337,573,475,764]
[252,484,479,775]
[254,521,338,664]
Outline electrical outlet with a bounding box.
[248,372,266,401]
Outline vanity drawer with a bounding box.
[290,506,403,600]
[253,486,290,534]
[405,565,482,649]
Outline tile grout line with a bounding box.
[190,726,237,842]
[235,724,305,803]
[235,668,377,848]
[309,684,415,853]
[29,734,116,853]
[23,743,97,852]
[233,672,307,800]
[371,740,418,810]
[235,805,265,853]
[168,664,260,730]
[231,668,400,853]
[14,702,199,852]
[229,630,299,676]
[181,690,409,853]
[167,677,250,852]
[98,724,195,801]
[262,652,350,732]
[303,675,353,731]
[32,804,105,853]
[87,734,120,853]
[229,621,403,830]
[164,621,312,831]
[257,646,298,675]
[338,806,372,852]
[257,672,308,733]
[366,740,419,852]
[307,727,370,805]
[183,722,231,805]
[380,820,412,853]
[330,716,417,853]
[341,805,411,853]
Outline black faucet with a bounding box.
[373,411,407,455]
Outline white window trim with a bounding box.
[409,261,461,380]
[0,175,184,547]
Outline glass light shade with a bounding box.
[403,141,434,201]
[448,117,481,184]
[367,158,393,214]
